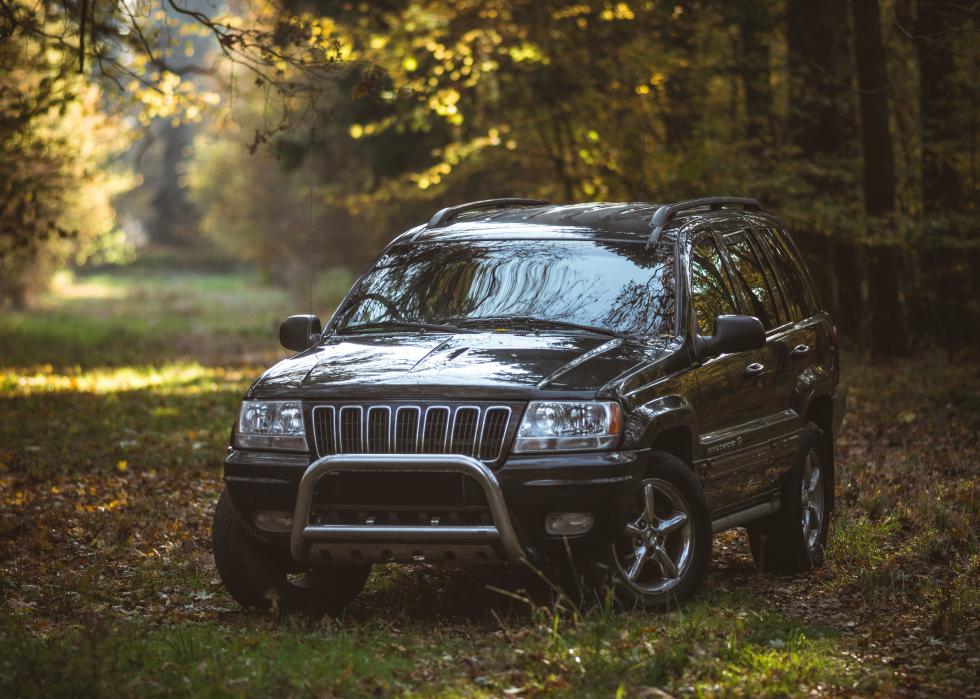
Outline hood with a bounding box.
[248,332,668,400]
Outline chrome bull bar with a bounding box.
[290,453,527,564]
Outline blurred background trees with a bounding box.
[1,0,977,354]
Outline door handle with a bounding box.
[790,344,810,359]
[743,362,765,378]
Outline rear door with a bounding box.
[751,226,830,479]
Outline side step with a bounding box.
[711,496,780,533]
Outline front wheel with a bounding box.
[604,452,712,610]
[212,490,371,616]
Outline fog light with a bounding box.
[253,510,293,533]
[545,512,594,536]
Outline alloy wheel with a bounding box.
[610,478,694,595]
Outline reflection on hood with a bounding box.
[249,332,669,399]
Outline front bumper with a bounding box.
[290,453,525,564]
[224,447,645,562]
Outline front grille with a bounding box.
[312,403,514,462]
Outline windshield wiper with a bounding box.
[338,320,473,335]
[453,315,633,340]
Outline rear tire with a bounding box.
[747,422,831,574]
[602,451,712,610]
[212,490,371,616]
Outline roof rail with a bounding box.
[427,198,549,229]
[647,196,760,246]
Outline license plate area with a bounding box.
[314,471,476,507]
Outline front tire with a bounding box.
[747,422,831,573]
[604,451,712,610]
[212,490,371,616]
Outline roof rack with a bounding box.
[427,198,549,229]
[647,196,760,246]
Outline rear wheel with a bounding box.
[605,452,712,610]
[212,490,371,616]
[748,422,830,573]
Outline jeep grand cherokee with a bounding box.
[212,197,845,614]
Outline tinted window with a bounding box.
[690,237,740,335]
[757,228,812,320]
[724,235,782,329]
[338,240,676,337]
[771,227,817,313]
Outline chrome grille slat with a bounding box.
[479,407,511,461]
[312,406,336,456]
[367,406,391,453]
[313,403,511,463]
[422,406,450,453]
[450,406,479,455]
[395,406,421,453]
[339,406,363,453]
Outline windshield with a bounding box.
[335,239,676,338]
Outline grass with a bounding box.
[0,266,291,368]
[1,264,977,696]
[0,591,871,697]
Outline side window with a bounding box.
[690,237,740,335]
[724,235,782,330]
[772,227,818,314]
[757,228,811,320]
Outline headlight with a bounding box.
[513,401,622,453]
[235,400,307,451]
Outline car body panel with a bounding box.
[248,332,670,401]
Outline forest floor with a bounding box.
[0,265,977,697]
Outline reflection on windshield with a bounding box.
[337,240,676,337]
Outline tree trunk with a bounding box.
[147,123,197,246]
[786,0,854,157]
[735,1,774,153]
[852,0,908,357]
[916,0,964,215]
[786,0,864,343]
[915,2,976,348]
[662,4,699,150]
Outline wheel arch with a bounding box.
[647,425,695,468]
[627,395,698,470]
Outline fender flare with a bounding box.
[623,395,699,457]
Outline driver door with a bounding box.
[689,231,782,511]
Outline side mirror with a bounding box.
[696,314,765,359]
[279,314,322,352]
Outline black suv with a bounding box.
[213,197,845,613]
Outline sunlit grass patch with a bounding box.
[830,515,900,571]
[48,270,127,301]
[0,594,883,699]
[0,362,254,477]
[0,618,411,698]
[0,267,292,368]
[713,635,872,696]
[0,363,254,397]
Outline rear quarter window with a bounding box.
[756,228,812,321]
[766,227,818,317]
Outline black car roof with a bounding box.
[407,201,775,243]
[411,203,661,242]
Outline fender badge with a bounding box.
[706,436,743,455]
